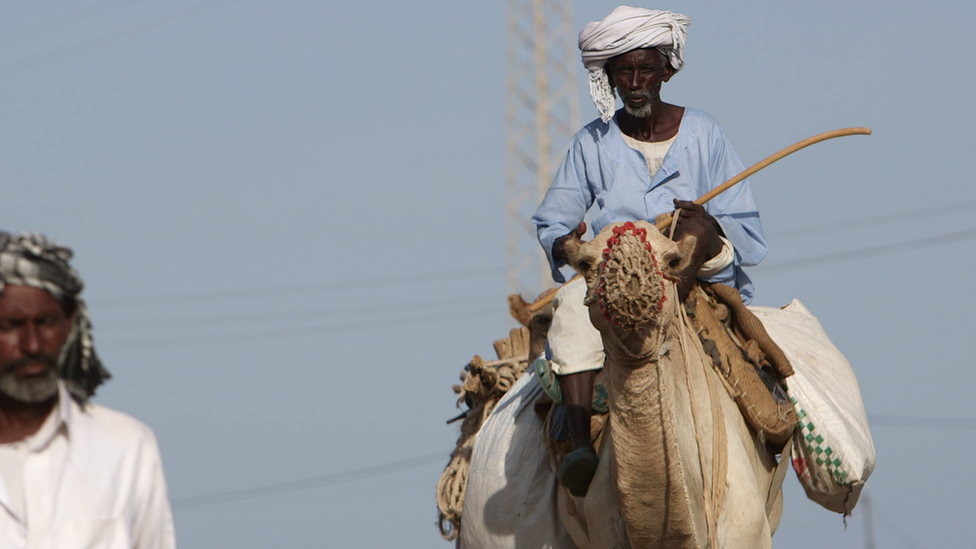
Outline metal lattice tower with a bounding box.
[505,0,580,298]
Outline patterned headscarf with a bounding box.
[578,6,691,123]
[0,232,110,402]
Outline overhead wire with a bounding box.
[90,225,976,349]
[106,302,501,349]
[87,200,976,310]
[0,0,135,48]
[758,226,976,273]
[168,411,975,510]
[868,414,976,430]
[77,195,976,315]
[867,493,925,549]
[97,293,503,331]
[768,198,976,239]
[171,451,447,510]
[91,266,504,308]
[0,0,242,76]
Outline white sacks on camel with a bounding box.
[748,299,876,515]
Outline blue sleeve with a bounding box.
[531,138,595,283]
[692,119,766,304]
[701,125,768,269]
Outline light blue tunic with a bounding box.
[531,108,767,303]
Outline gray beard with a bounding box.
[623,102,654,118]
[618,89,654,118]
[0,367,59,404]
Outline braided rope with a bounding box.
[692,285,797,444]
[703,282,794,378]
[436,354,530,541]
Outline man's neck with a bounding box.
[0,395,57,444]
[618,102,684,142]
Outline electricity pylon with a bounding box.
[504,0,580,298]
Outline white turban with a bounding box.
[578,7,690,123]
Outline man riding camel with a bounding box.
[531,6,767,496]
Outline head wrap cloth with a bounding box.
[578,7,690,123]
[0,232,109,402]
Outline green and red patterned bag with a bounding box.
[749,299,876,515]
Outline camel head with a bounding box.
[565,221,697,333]
[508,288,557,361]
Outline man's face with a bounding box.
[0,285,71,404]
[606,48,674,118]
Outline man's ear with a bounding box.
[661,64,675,83]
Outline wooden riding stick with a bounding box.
[653,126,872,231]
[526,126,872,313]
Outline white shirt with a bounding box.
[622,131,735,276]
[0,399,61,521]
[620,131,677,179]
[0,383,176,549]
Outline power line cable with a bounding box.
[769,198,976,239]
[869,494,924,549]
[92,266,504,308]
[85,203,976,309]
[0,0,134,48]
[758,226,976,273]
[105,302,500,349]
[868,414,976,430]
[169,408,976,509]
[0,0,241,76]
[97,293,502,331]
[89,209,974,309]
[93,228,976,347]
[171,451,447,510]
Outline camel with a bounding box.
[459,220,789,549]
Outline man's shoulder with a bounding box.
[70,400,158,447]
[682,107,725,133]
[573,116,614,145]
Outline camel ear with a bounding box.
[507,294,532,327]
[562,236,583,267]
[565,240,602,283]
[661,235,698,278]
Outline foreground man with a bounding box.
[0,232,176,548]
[531,6,767,495]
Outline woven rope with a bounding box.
[703,282,794,377]
[436,354,529,541]
[691,285,797,444]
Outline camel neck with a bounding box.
[605,318,699,548]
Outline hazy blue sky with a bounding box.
[1,1,973,547]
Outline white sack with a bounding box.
[460,371,577,549]
[749,299,876,515]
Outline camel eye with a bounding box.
[578,260,591,272]
[668,256,681,269]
